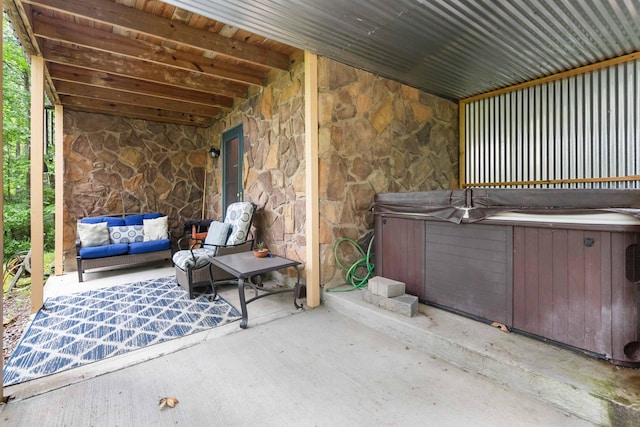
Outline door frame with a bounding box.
[221,124,244,215]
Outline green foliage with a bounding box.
[3,202,29,255]
[3,17,56,258]
[3,17,31,203]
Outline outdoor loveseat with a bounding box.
[76,213,172,282]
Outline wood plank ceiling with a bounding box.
[6,0,300,126]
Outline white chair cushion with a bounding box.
[172,248,216,270]
[225,202,254,245]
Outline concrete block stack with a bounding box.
[363,276,418,317]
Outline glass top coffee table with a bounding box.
[206,251,303,328]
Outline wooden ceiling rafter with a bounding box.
[54,80,223,117]
[8,0,300,127]
[32,13,268,87]
[43,39,251,98]
[59,95,212,127]
[24,0,291,70]
[48,63,234,109]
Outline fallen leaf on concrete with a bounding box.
[490,322,510,333]
[159,397,179,410]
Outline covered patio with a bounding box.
[2,0,640,425]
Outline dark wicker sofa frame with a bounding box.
[76,249,172,283]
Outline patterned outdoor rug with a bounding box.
[3,276,240,386]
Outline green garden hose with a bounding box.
[330,236,375,292]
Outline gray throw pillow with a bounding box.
[204,221,231,246]
[77,222,111,247]
[143,216,169,241]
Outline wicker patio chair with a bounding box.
[173,202,256,298]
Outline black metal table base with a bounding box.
[237,266,302,329]
[206,253,304,329]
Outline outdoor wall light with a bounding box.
[209,147,221,158]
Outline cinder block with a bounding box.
[381,294,418,317]
[362,289,418,317]
[368,276,405,298]
[362,289,380,305]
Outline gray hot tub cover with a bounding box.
[372,188,640,223]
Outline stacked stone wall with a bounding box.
[209,52,306,279]
[62,112,214,270]
[318,57,459,287]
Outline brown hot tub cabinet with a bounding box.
[373,189,640,367]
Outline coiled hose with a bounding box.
[330,236,375,292]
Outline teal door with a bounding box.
[222,125,244,215]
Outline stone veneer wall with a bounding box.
[63,111,214,270]
[61,55,458,284]
[208,51,306,282]
[318,57,459,287]
[208,55,458,287]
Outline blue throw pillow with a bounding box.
[81,216,125,227]
[204,221,231,246]
[124,214,145,226]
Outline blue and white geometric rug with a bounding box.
[3,276,241,386]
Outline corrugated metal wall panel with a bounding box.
[163,0,640,101]
[464,58,640,189]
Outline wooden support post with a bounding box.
[458,101,466,188]
[54,104,64,275]
[1,0,5,401]
[304,51,320,308]
[30,56,45,313]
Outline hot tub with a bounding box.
[373,189,640,366]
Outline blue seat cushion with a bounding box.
[79,244,129,259]
[81,216,126,227]
[128,239,171,254]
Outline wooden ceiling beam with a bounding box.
[59,95,212,127]
[42,39,248,98]
[54,80,223,117]
[48,63,234,109]
[32,14,266,87]
[25,0,291,70]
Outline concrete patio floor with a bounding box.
[0,262,636,426]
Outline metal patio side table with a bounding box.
[206,251,303,328]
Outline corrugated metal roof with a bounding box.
[163,0,640,100]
